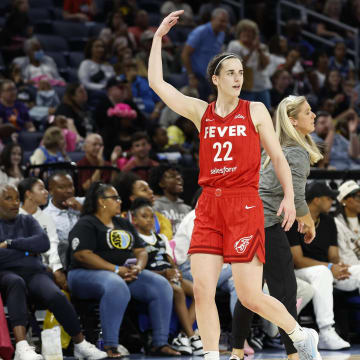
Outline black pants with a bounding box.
[232,223,298,355]
[0,270,81,337]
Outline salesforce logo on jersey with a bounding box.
[210,166,237,175]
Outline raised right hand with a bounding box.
[155,10,184,38]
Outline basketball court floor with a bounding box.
[128,346,360,360]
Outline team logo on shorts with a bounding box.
[108,230,133,249]
[72,237,80,250]
[234,235,253,254]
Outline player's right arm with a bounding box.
[148,10,208,132]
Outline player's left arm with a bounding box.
[251,101,296,231]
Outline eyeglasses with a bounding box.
[102,195,121,201]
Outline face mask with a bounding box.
[34,50,45,62]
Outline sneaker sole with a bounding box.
[309,329,322,360]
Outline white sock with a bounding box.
[16,340,28,349]
[287,323,305,342]
[204,350,219,360]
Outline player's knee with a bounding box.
[238,293,261,313]
[193,281,216,303]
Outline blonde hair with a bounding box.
[235,19,259,39]
[263,95,323,168]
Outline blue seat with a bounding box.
[68,51,84,68]
[45,52,67,70]
[53,21,89,39]
[69,151,85,162]
[18,132,43,152]
[29,0,54,8]
[28,8,51,23]
[50,7,64,20]
[34,21,53,34]
[68,39,88,52]
[66,68,79,82]
[37,34,69,52]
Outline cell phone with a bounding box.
[124,258,137,267]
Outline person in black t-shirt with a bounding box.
[130,197,203,356]
[67,182,180,358]
[287,181,350,350]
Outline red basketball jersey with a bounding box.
[198,99,261,190]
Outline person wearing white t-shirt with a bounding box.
[335,180,360,265]
[18,177,66,290]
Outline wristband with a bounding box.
[328,262,333,270]
[114,265,120,274]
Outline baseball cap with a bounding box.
[305,181,339,202]
[106,76,127,89]
[337,180,360,202]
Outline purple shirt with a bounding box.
[0,100,30,131]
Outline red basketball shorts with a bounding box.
[189,187,265,263]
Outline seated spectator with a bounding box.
[149,165,191,234]
[49,114,83,153]
[43,172,83,267]
[63,0,96,22]
[28,79,60,129]
[67,182,180,357]
[77,133,119,193]
[135,30,175,80]
[266,34,288,77]
[328,41,355,81]
[167,117,197,156]
[99,10,137,55]
[0,183,107,360]
[130,197,203,356]
[335,180,360,264]
[288,181,355,350]
[0,80,35,132]
[278,48,304,76]
[312,110,360,169]
[18,177,66,290]
[0,0,33,63]
[30,126,70,165]
[285,20,315,60]
[55,83,91,138]
[309,50,329,95]
[160,1,195,27]
[21,37,65,85]
[227,19,271,108]
[119,58,163,121]
[270,69,292,112]
[315,0,346,41]
[94,76,143,159]
[0,142,24,185]
[78,38,115,92]
[119,132,159,182]
[113,171,173,240]
[128,10,171,48]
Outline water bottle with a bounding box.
[97,331,104,351]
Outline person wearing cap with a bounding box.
[335,180,360,265]
[94,75,143,160]
[287,181,353,350]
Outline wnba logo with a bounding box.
[234,235,253,254]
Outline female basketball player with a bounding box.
[148,10,321,360]
[230,95,323,360]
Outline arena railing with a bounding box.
[276,0,359,73]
